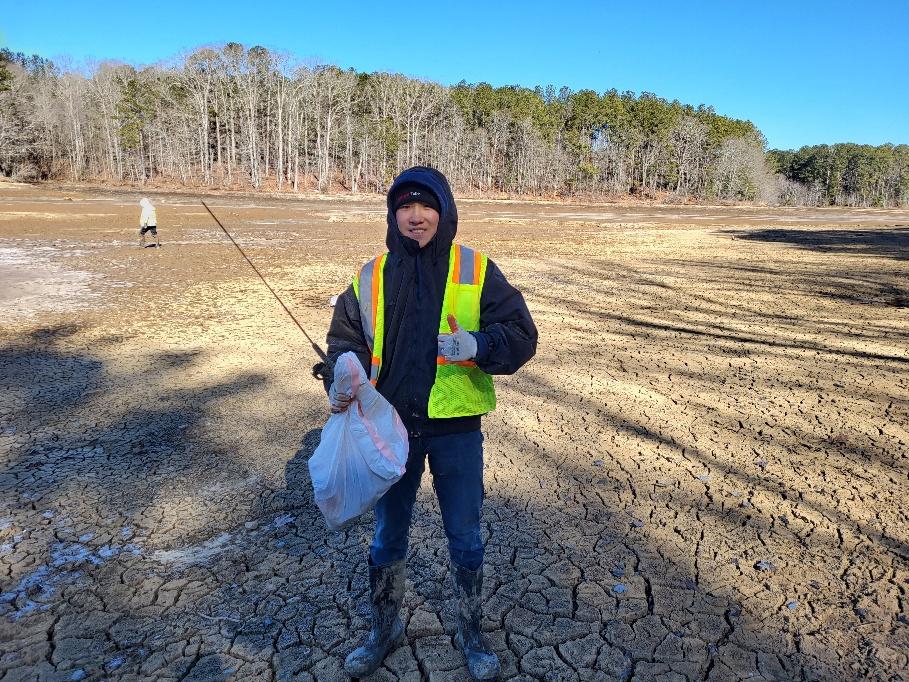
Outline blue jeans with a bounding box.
[370,430,485,570]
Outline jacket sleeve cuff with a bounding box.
[471,331,490,362]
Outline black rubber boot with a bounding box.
[344,558,405,678]
[452,562,500,680]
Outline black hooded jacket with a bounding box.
[324,166,537,436]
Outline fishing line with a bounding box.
[201,200,327,362]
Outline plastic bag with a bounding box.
[308,352,409,529]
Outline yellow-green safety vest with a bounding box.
[352,243,497,418]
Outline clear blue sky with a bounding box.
[3,0,907,150]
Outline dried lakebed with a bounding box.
[1,183,907,680]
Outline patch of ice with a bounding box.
[4,539,145,619]
[97,545,120,559]
[6,564,80,619]
[152,532,234,568]
[0,238,134,316]
[0,245,103,321]
[51,542,102,567]
[106,657,125,670]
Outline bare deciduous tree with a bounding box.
[3,43,905,205]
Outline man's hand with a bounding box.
[437,314,477,362]
[328,382,355,414]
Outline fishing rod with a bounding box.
[201,200,327,365]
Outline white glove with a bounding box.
[437,315,478,362]
[328,381,354,414]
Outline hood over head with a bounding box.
[139,197,152,207]
[386,166,457,260]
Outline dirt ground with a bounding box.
[1,180,907,681]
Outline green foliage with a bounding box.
[578,162,599,179]
[448,80,765,170]
[452,81,562,140]
[626,92,675,139]
[369,117,400,158]
[766,149,795,174]
[0,56,11,93]
[0,48,56,79]
[698,109,763,148]
[771,142,909,206]
[115,69,156,151]
[564,89,607,156]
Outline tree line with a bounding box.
[768,143,909,207]
[1,44,906,206]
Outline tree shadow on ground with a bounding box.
[0,326,268,523]
[493,364,907,678]
[524,255,909,561]
[549,259,909,344]
[0,323,270,618]
[192,416,804,680]
[223,388,835,679]
[626,259,909,331]
[664,256,909,310]
[494,254,908,677]
[594,309,909,365]
[522,362,909,562]
[0,323,100,416]
[722,227,909,262]
[0,322,296,677]
[3,315,905,679]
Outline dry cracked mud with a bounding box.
[1,182,907,681]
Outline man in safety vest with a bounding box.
[323,166,537,679]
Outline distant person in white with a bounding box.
[138,197,160,248]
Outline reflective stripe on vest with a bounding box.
[352,253,386,384]
[428,244,496,417]
[352,244,496,418]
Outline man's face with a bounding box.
[395,201,439,248]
